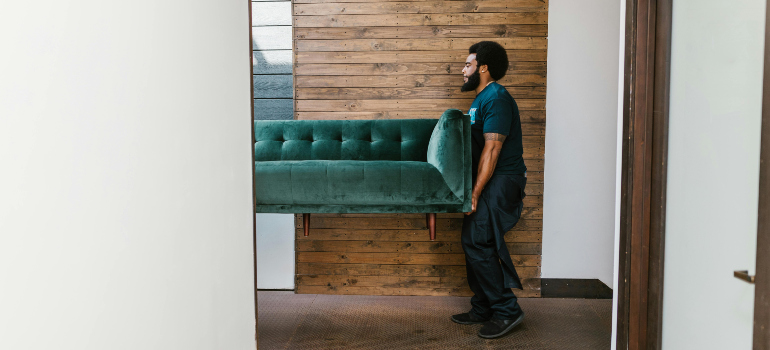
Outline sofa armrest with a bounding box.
[427,109,472,212]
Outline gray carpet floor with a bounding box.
[257,291,612,350]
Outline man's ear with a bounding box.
[479,64,489,74]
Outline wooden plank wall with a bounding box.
[293,0,548,297]
[253,0,294,120]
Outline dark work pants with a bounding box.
[461,174,526,320]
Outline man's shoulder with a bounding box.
[479,93,513,115]
[481,84,513,103]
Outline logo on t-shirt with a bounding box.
[469,108,477,124]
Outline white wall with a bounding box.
[611,1,626,349]
[256,214,296,289]
[662,1,765,348]
[0,1,256,349]
[542,0,622,286]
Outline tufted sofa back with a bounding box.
[254,119,439,162]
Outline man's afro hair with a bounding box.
[469,41,509,81]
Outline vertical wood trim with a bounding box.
[646,0,671,348]
[248,0,259,346]
[616,1,636,346]
[753,1,770,347]
[628,2,654,347]
[617,0,671,349]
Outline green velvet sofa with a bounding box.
[253,109,471,240]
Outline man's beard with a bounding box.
[461,70,481,92]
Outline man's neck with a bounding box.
[475,77,495,95]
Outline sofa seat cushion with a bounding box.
[254,160,458,206]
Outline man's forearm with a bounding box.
[465,134,506,214]
[473,144,502,196]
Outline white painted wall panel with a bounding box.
[542,0,622,286]
[662,1,765,348]
[253,26,292,50]
[252,2,292,26]
[0,1,255,349]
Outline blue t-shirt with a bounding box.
[468,82,527,175]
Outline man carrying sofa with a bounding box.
[450,41,528,339]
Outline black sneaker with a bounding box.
[450,312,490,325]
[477,312,525,339]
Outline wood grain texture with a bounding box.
[296,50,547,63]
[297,240,542,255]
[292,0,548,297]
[294,13,547,27]
[296,275,541,288]
[296,37,547,51]
[617,0,673,347]
[296,74,545,88]
[526,161,544,172]
[296,263,540,277]
[294,1,548,16]
[295,98,545,111]
[295,61,547,75]
[294,0,543,3]
[295,86,546,99]
[296,252,541,266]
[296,217,544,231]
[295,110,545,123]
[295,25,548,39]
[295,284,541,297]
[299,209,542,219]
[294,229,543,243]
[295,212,545,228]
[295,275,541,292]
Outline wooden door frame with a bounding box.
[617,1,770,348]
[616,0,672,349]
[754,1,770,347]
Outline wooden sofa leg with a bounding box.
[303,213,310,237]
[427,213,436,241]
